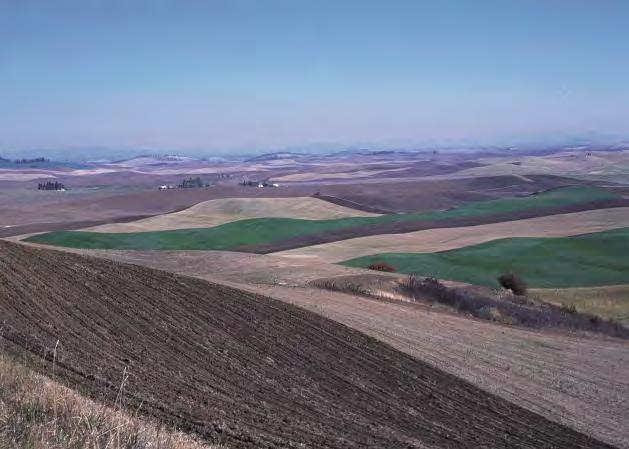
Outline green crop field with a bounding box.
[26,186,620,251]
[342,227,629,288]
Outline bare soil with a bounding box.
[43,247,629,448]
[243,283,629,449]
[0,241,615,449]
[307,174,604,213]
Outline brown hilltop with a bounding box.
[0,240,614,449]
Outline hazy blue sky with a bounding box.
[1,0,628,155]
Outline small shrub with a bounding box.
[367,262,396,273]
[404,274,423,297]
[498,272,527,296]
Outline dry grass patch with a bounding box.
[0,353,223,449]
[532,285,629,327]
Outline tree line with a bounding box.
[38,181,66,191]
[178,177,209,188]
[16,157,48,164]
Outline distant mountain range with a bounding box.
[2,140,629,168]
[0,156,89,169]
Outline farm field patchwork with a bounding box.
[275,206,629,262]
[441,149,629,182]
[342,227,629,289]
[86,196,378,233]
[25,186,623,251]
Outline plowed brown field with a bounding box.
[49,248,629,448]
[0,241,614,449]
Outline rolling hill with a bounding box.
[26,186,627,251]
[0,240,612,449]
[85,196,377,233]
[342,227,629,288]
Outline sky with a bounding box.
[1,0,628,157]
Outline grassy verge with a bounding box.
[0,353,223,449]
[342,227,629,289]
[532,285,629,327]
[26,186,619,250]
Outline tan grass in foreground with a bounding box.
[0,353,223,449]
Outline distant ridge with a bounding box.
[244,151,306,162]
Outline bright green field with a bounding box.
[26,186,619,251]
[342,227,629,288]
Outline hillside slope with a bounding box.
[342,227,629,288]
[275,206,629,262]
[0,241,614,449]
[25,186,629,252]
[85,196,377,233]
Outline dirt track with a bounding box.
[0,241,615,449]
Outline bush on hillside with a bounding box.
[400,274,629,339]
[367,261,396,273]
[498,272,527,296]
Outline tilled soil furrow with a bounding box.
[0,241,615,448]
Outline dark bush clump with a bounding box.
[367,262,396,273]
[498,272,527,295]
[400,274,629,339]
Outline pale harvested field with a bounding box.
[273,167,409,182]
[447,150,629,180]
[533,285,629,326]
[85,196,378,233]
[55,248,370,286]
[0,172,55,181]
[33,246,629,449]
[275,207,629,262]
